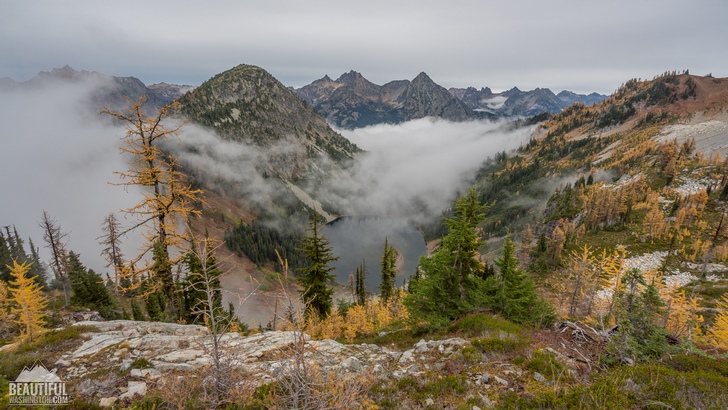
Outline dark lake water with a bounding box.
[321,216,428,293]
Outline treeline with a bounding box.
[224,219,307,272]
[0,226,46,285]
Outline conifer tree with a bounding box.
[39,211,70,306]
[0,280,12,339]
[404,188,490,327]
[102,98,203,310]
[67,251,117,318]
[709,293,728,350]
[27,238,47,287]
[8,260,47,342]
[488,236,554,326]
[380,238,397,303]
[607,269,668,362]
[298,214,338,319]
[355,260,366,306]
[0,231,14,282]
[182,235,223,323]
[98,213,124,291]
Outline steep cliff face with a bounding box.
[395,72,474,122]
[294,71,476,128]
[176,64,360,179]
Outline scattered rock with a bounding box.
[494,376,508,386]
[339,356,362,372]
[480,373,491,384]
[533,372,547,383]
[99,397,117,407]
[414,339,430,353]
[425,398,435,406]
[398,349,415,364]
[120,381,147,400]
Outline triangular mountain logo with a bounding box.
[15,363,62,383]
[9,361,68,406]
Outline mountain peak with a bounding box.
[336,70,365,85]
[412,72,434,83]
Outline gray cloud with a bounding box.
[2,1,727,94]
[332,118,534,221]
[0,78,146,275]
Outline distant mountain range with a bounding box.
[294,71,608,128]
[0,65,192,113]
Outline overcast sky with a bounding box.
[2,0,727,94]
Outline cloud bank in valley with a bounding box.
[333,118,535,221]
[169,117,536,226]
[0,79,145,275]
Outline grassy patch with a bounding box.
[446,313,527,339]
[0,325,97,380]
[498,355,728,409]
[131,357,153,369]
[472,337,528,354]
[526,350,570,381]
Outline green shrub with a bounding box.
[446,313,525,338]
[472,337,527,353]
[526,351,569,381]
[0,325,97,379]
[460,346,483,364]
[131,357,153,369]
[423,375,468,396]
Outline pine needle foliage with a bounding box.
[297,214,338,319]
[487,237,555,327]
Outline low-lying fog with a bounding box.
[0,75,534,282]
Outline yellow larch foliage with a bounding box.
[644,203,666,240]
[591,247,626,328]
[709,293,728,349]
[564,245,600,318]
[343,304,373,342]
[307,295,409,341]
[8,261,48,342]
[102,99,203,295]
[659,282,703,340]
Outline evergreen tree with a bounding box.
[67,251,118,318]
[182,236,223,324]
[0,231,13,282]
[98,213,124,291]
[380,238,397,303]
[27,238,47,287]
[131,299,146,321]
[355,260,366,306]
[404,188,490,328]
[298,214,338,319]
[145,290,166,322]
[607,268,668,362]
[39,211,71,306]
[487,236,555,326]
[8,260,48,342]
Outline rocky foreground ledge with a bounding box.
[53,320,471,406]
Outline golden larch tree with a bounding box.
[710,293,728,350]
[8,260,48,342]
[102,97,203,303]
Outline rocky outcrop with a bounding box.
[53,320,483,406]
